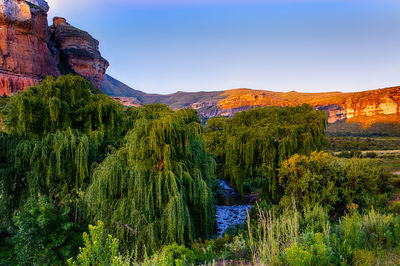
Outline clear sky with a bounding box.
[46,0,400,94]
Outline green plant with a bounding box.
[302,232,337,265]
[143,243,195,266]
[284,243,312,266]
[67,221,129,266]
[226,234,251,261]
[302,205,330,234]
[12,195,78,265]
[352,249,375,266]
[248,204,300,265]
[391,201,400,214]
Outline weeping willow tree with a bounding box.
[204,104,327,199]
[0,132,26,231]
[85,104,216,256]
[4,75,126,141]
[0,75,126,227]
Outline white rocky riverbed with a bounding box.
[215,180,253,236]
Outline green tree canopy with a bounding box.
[4,75,125,140]
[85,105,216,256]
[204,105,327,198]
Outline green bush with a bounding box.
[352,249,375,266]
[332,209,400,264]
[284,243,313,266]
[302,205,330,234]
[302,232,337,265]
[391,201,400,214]
[67,221,129,266]
[11,195,78,265]
[143,243,195,266]
[279,152,391,214]
[226,234,251,261]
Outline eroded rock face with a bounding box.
[49,17,109,89]
[0,0,60,96]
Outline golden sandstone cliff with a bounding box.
[215,87,400,128]
[0,0,108,96]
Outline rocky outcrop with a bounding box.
[0,0,60,96]
[49,17,109,89]
[214,87,400,128]
[0,0,109,95]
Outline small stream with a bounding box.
[215,180,253,236]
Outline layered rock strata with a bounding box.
[0,0,60,96]
[49,17,109,89]
[0,0,109,95]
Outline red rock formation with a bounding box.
[0,0,60,96]
[216,87,400,128]
[49,17,109,89]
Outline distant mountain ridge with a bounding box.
[103,74,400,136]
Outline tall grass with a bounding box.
[247,199,300,265]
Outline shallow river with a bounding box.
[215,180,253,236]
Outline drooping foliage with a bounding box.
[204,105,327,198]
[0,132,25,231]
[278,151,391,214]
[12,129,106,222]
[4,75,125,140]
[85,104,216,256]
[0,75,126,229]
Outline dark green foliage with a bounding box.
[0,132,26,232]
[204,104,327,197]
[337,150,363,158]
[85,105,216,256]
[279,151,391,214]
[11,195,80,265]
[4,75,125,140]
[365,151,378,158]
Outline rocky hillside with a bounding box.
[103,78,400,135]
[0,0,108,96]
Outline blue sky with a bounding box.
[46,0,400,94]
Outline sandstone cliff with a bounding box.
[216,87,400,128]
[0,0,109,95]
[49,17,109,89]
[0,0,60,96]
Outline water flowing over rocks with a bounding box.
[216,180,252,236]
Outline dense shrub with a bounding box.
[11,196,79,265]
[279,151,391,214]
[283,243,313,266]
[143,243,195,266]
[67,221,129,266]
